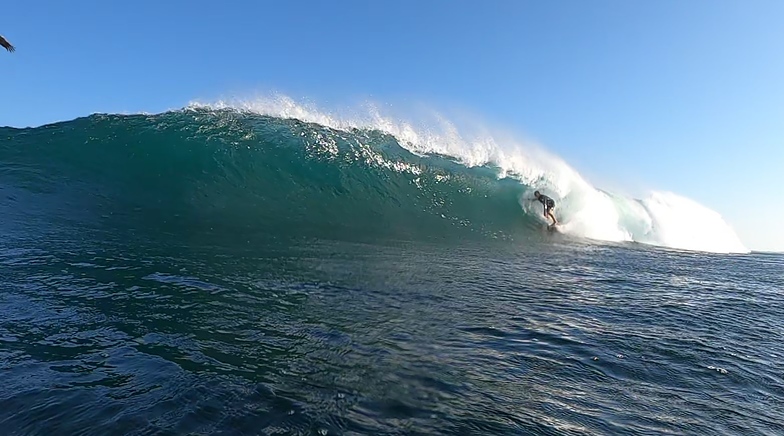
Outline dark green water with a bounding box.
[1,110,782,435]
[0,109,536,245]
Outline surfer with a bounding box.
[0,35,14,52]
[532,191,557,226]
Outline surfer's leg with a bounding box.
[545,207,556,225]
[546,200,558,225]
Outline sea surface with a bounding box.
[1,108,782,435]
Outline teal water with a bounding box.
[1,110,782,435]
[0,110,537,245]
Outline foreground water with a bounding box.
[2,229,782,435]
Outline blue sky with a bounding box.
[2,0,783,251]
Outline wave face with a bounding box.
[0,97,748,253]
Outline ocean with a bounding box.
[1,102,782,435]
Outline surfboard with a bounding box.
[547,224,561,232]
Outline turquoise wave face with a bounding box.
[0,109,549,245]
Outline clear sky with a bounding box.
[2,0,783,251]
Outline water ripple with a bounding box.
[1,239,783,435]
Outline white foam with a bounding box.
[639,192,748,253]
[187,95,749,254]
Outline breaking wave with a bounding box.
[0,95,748,253]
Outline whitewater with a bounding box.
[188,94,747,254]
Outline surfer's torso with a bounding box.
[537,194,555,208]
